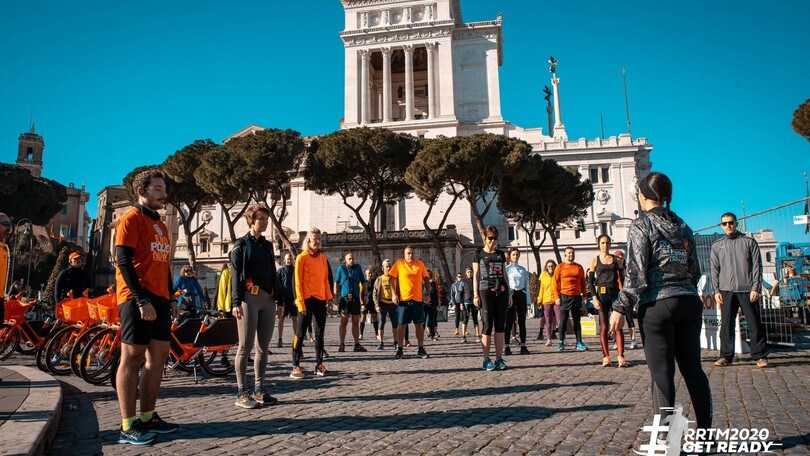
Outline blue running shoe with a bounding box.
[557,342,565,351]
[575,342,588,351]
[119,419,156,445]
[143,412,179,434]
[482,358,495,371]
[494,358,508,370]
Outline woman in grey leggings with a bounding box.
[230,204,280,409]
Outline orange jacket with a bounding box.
[553,262,586,299]
[294,251,333,312]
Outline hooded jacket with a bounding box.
[615,207,701,315]
[709,231,761,293]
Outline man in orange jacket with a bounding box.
[553,246,587,351]
[290,228,333,379]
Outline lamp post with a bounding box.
[7,218,32,294]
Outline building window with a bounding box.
[554,230,560,240]
[221,243,229,255]
[200,239,209,253]
[508,226,517,241]
[574,229,581,239]
[534,231,541,241]
[60,204,68,214]
[589,165,610,183]
[600,222,609,236]
[766,252,773,262]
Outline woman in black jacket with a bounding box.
[610,172,712,436]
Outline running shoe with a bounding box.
[290,366,307,380]
[376,344,384,351]
[354,344,367,352]
[359,333,364,340]
[545,339,553,347]
[417,347,429,358]
[315,364,332,376]
[482,358,495,371]
[394,347,404,359]
[520,346,530,355]
[575,342,588,351]
[602,356,611,367]
[504,346,512,356]
[617,356,629,368]
[143,412,179,434]
[464,330,470,336]
[462,336,467,343]
[220,355,231,367]
[235,391,260,409]
[405,340,412,347]
[536,332,543,341]
[119,419,157,445]
[557,342,565,351]
[277,338,283,348]
[323,350,330,359]
[338,343,346,352]
[756,358,770,368]
[612,342,617,350]
[494,358,508,370]
[254,389,278,406]
[630,340,638,349]
[713,358,732,367]
[454,329,459,336]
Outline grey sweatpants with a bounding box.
[235,289,276,393]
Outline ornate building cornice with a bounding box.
[342,25,453,46]
[340,20,454,38]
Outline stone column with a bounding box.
[426,42,437,119]
[374,82,383,121]
[382,47,392,122]
[404,44,414,121]
[360,49,370,125]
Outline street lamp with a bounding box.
[7,218,32,294]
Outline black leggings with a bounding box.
[293,298,327,368]
[454,304,460,328]
[462,303,478,326]
[639,295,712,430]
[505,291,528,344]
[558,294,582,343]
[479,289,508,336]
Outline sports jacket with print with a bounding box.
[615,207,701,315]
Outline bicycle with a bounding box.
[43,294,99,376]
[0,297,63,363]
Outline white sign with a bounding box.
[696,275,749,354]
[794,214,809,225]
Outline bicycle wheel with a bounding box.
[70,325,106,377]
[45,326,78,375]
[167,352,196,373]
[198,345,237,376]
[15,327,38,355]
[79,327,118,385]
[0,324,19,360]
[36,323,66,372]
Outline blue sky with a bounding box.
[1,1,808,241]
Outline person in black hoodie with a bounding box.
[55,252,92,301]
[610,172,712,441]
[230,204,280,410]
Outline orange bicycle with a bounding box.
[43,294,100,376]
[0,297,63,364]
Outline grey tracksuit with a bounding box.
[709,232,762,293]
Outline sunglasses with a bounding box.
[0,221,11,227]
[486,236,497,241]
[721,221,736,227]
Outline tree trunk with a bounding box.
[341,194,382,268]
[521,221,546,271]
[422,195,459,287]
[546,225,562,263]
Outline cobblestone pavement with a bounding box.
[19,317,809,455]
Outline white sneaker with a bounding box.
[545,339,552,347]
[630,340,638,349]
[612,342,617,350]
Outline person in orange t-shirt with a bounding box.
[389,245,431,360]
[114,169,180,445]
[0,212,11,327]
[553,246,587,352]
[290,227,333,380]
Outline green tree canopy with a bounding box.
[305,127,418,266]
[792,99,810,142]
[194,145,251,245]
[226,128,306,256]
[163,140,218,267]
[438,134,532,241]
[499,156,593,263]
[0,163,67,225]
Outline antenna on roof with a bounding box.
[29,108,35,133]
[622,67,632,136]
[600,113,605,139]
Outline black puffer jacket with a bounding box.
[615,206,701,315]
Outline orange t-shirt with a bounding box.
[553,261,586,299]
[0,242,8,299]
[294,251,333,312]
[389,258,428,302]
[114,207,172,304]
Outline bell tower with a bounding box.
[16,123,44,177]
